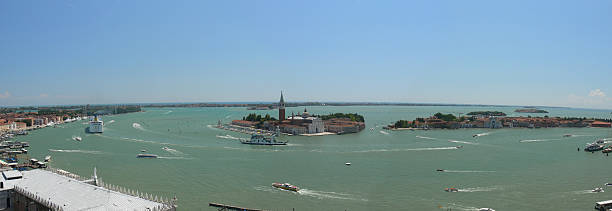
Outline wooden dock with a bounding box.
[209,202,267,211]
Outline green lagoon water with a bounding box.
[11,106,612,210]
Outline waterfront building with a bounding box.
[591,121,612,128]
[279,92,286,121]
[484,117,503,129]
[283,109,325,134]
[0,168,175,211]
[324,118,365,134]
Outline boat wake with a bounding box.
[473,132,491,137]
[216,135,241,140]
[351,147,459,153]
[49,149,104,154]
[298,189,367,201]
[157,156,191,160]
[132,123,146,131]
[416,136,437,140]
[519,138,561,143]
[572,190,600,194]
[163,110,173,115]
[107,120,115,124]
[121,137,160,145]
[458,186,500,192]
[442,170,496,173]
[162,147,184,155]
[224,115,232,119]
[379,131,390,135]
[448,140,478,145]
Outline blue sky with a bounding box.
[0,0,611,109]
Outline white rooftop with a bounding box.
[11,169,166,211]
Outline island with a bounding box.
[385,112,611,130]
[218,93,365,135]
[466,111,506,116]
[515,108,548,113]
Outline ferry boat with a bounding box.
[241,134,287,145]
[585,142,604,152]
[87,115,104,133]
[136,154,158,158]
[272,183,299,192]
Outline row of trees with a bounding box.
[318,113,365,122]
[242,113,277,122]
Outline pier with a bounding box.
[209,202,266,211]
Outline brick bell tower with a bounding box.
[279,91,286,121]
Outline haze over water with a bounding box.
[13,106,612,210]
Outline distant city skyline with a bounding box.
[1,0,611,109]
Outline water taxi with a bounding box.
[136,154,158,158]
[241,134,287,145]
[272,183,299,192]
[444,187,458,192]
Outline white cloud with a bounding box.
[589,89,606,97]
[0,91,10,99]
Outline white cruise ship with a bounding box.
[88,115,104,133]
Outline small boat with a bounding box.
[604,183,612,186]
[472,134,478,137]
[72,136,82,141]
[585,142,604,152]
[592,187,604,193]
[44,155,51,162]
[596,139,606,144]
[272,182,299,192]
[563,134,572,137]
[345,162,351,166]
[479,208,495,211]
[436,169,445,172]
[162,146,169,150]
[455,145,463,149]
[445,188,459,192]
[603,146,612,153]
[136,154,158,158]
[141,149,147,152]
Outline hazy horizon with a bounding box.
[1,0,611,109]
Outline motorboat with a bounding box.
[141,149,147,152]
[592,187,604,193]
[603,146,612,153]
[436,169,445,172]
[455,145,463,149]
[72,136,82,141]
[563,134,572,137]
[604,183,612,186]
[44,155,51,162]
[445,188,459,192]
[596,139,606,144]
[345,162,351,166]
[479,208,495,211]
[585,143,604,152]
[136,154,158,158]
[272,183,299,192]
